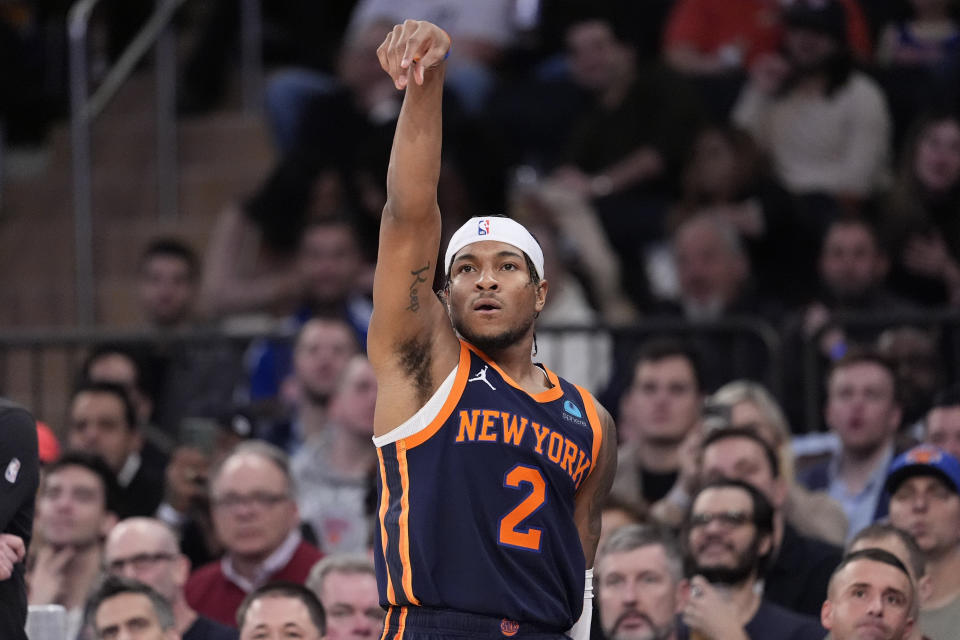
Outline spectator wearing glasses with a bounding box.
[185,442,323,627]
[105,517,236,639]
[700,427,843,617]
[680,479,825,639]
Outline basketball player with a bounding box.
[368,19,618,640]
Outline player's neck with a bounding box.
[481,336,552,393]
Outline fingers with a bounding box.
[0,556,12,581]
[391,24,408,89]
[378,20,450,88]
[415,29,452,74]
[8,535,23,561]
[0,542,18,566]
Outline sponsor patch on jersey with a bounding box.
[478,218,490,235]
[563,400,583,418]
[5,457,20,483]
[500,619,519,637]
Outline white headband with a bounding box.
[444,217,545,280]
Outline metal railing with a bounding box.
[802,309,960,432]
[6,310,957,440]
[67,0,263,326]
[0,319,783,435]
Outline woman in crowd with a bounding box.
[882,110,960,307]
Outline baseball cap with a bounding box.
[885,444,960,495]
[444,216,545,280]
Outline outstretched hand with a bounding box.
[377,20,451,90]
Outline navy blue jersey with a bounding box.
[373,341,604,632]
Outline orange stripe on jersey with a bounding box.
[380,608,393,640]
[392,606,408,640]
[376,448,396,603]
[575,384,604,483]
[396,444,421,605]
[404,341,471,449]
[465,341,564,403]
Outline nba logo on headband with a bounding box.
[445,216,546,280]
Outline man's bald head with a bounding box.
[107,518,179,553]
[105,518,189,603]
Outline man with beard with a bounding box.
[595,524,689,640]
[820,549,915,640]
[369,19,617,640]
[700,427,843,617]
[886,444,960,639]
[681,479,825,639]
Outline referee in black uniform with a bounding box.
[0,399,39,640]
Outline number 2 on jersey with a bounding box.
[498,464,546,551]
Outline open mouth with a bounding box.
[473,299,502,311]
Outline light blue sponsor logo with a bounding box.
[563,400,583,418]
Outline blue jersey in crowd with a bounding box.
[373,340,604,632]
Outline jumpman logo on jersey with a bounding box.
[468,365,497,390]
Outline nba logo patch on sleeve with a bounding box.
[5,458,21,483]
[478,219,490,235]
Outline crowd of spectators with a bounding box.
[5,0,960,638]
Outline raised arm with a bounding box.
[369,21,460,429]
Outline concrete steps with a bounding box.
[1,71,275,329]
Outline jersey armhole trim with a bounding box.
[574,384,603,482]
[373,342,470,448]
